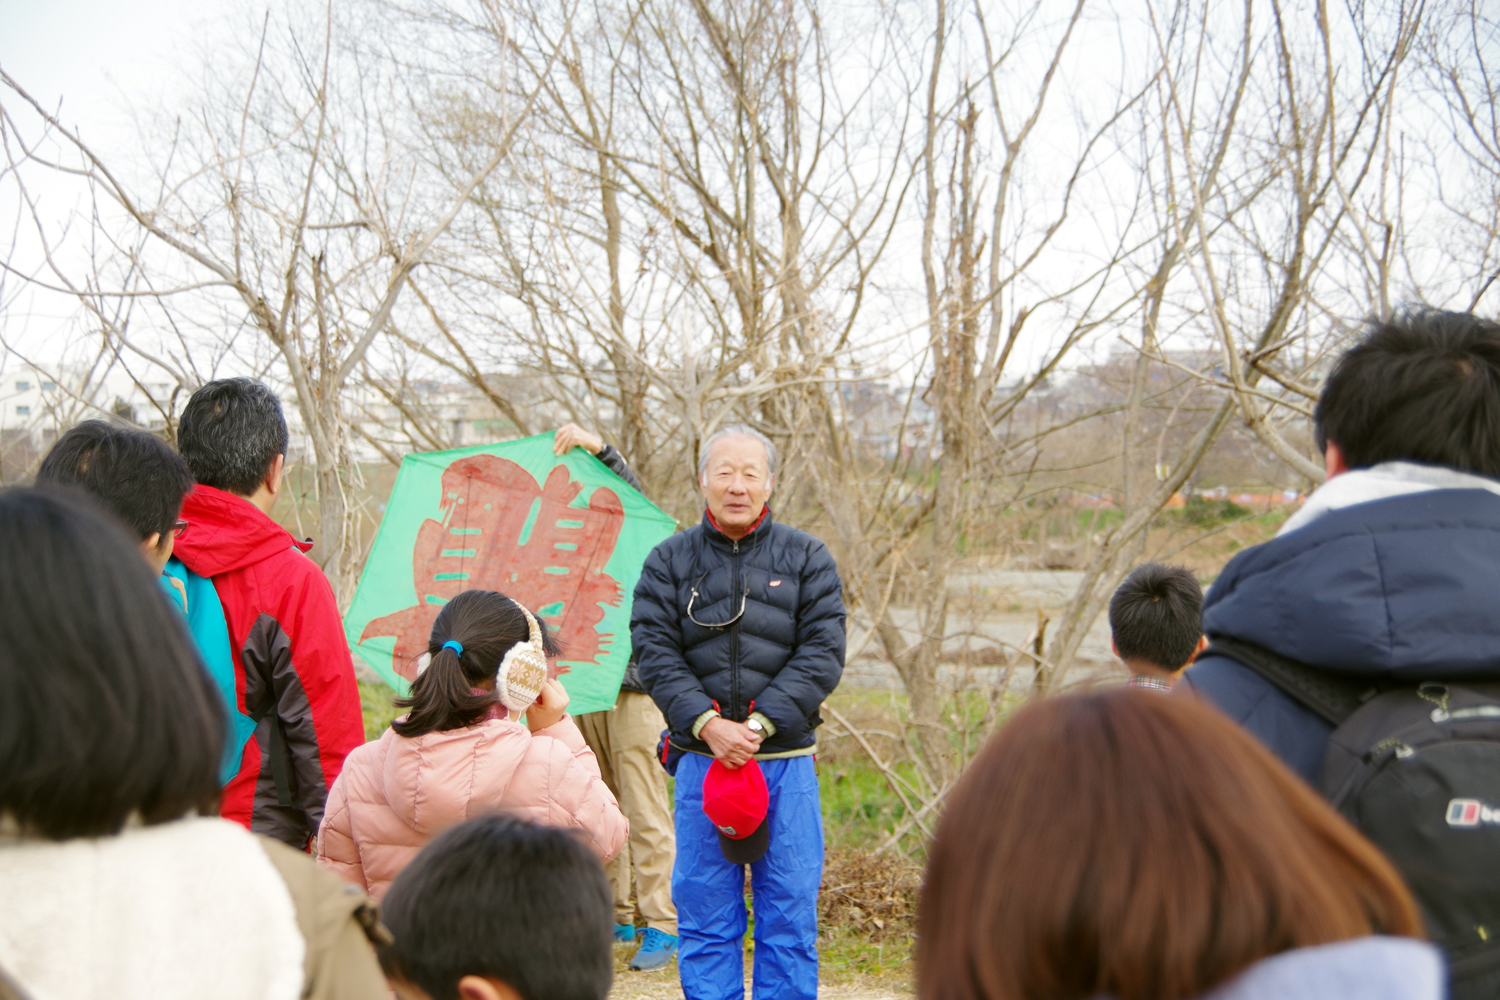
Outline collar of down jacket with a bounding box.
[0,816,305,1000]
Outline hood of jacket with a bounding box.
[1198,937,1442,1000]
[174,485,312,578]
[1204,476,1500,678]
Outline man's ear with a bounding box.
[1192,634,1209,661]
[765,473,775,497]
[1323,440,1349,480]
[1110,637,1120,659]
[456,976,523,1000]
[265,452,286,498]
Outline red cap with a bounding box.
[703,759,770,863]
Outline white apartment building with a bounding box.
[0,361,172,439]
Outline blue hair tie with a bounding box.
[441,639,464,657]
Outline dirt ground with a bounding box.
[609,941,911,1000]
[608,967,910,1000]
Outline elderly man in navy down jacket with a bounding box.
[1182,309,1500,782]
[632,424,845,1000]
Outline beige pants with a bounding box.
[576,691,678,934]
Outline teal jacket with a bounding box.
[161,561,259,784]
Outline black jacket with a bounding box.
[631,507,845,755]
[1183,487,1500,783]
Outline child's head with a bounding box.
[379,815,613,1000]
[0,488,224,838]
[1108,563,1204,675]
[36,420,195,573]
[394,590,560,737]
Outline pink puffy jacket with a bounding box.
[316,714,627,899]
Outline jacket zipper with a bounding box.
[730,536,741,721]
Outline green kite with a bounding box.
[345,433,678,715]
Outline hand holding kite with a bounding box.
[553,424,604,456]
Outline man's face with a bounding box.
[700,435,774,538]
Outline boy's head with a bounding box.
[36,420,194,574]
[177,378,288,502]
[1109,563,1205,675]
[379,815,613,1000]
[1315,308,1500,478]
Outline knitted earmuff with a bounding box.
[495,602,550,714]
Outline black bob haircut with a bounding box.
[379,814,613,1000]
[1315,308,1500,476]
[1108,562,1204,672]
[177,378,289,495]
[0,488,224,838]
[36,419,194,541]
[394,590,561,738]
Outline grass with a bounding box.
[819,923,913,989]
[359,678,401,741]
[821,752,925,854]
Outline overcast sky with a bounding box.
[0,0,252,358]
[0,0,237,138]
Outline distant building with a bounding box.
[0,360,177,480]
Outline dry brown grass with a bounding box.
[819,848,921,940]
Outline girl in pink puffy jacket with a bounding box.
[318,591,628,899]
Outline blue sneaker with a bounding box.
[629,928,678,971]
[613,923,638,944]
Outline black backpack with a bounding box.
[1207,636,1500,999]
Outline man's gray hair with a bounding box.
[697,424,778,479]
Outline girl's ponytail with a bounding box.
[392,640,494,737]
[390,590,559,737]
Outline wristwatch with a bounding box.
[746,718,764,735]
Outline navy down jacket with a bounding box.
[631,508,845,756]
[1182,488,1500,783]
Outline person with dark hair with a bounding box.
[918,690,1441,1000]
[553,425,679,970]
[378,815,614,1000]
[35,419,194,575]
[170,378,364,848]
[1185,309,1500,772]
[0,488,388,1000]
[1108,562,1206,692]
[317,590,626,899]
[1181,308,1500,994]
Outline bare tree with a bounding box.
[0,4,547,598]
[1041,0,1430,685]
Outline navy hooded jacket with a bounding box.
[631,507,845,757]
[1182,487,1500,783]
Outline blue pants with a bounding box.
[673,753,823,1000]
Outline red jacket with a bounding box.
[174,485,365,848]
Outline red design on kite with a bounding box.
[361,454,625,681]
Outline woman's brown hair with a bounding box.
[917,690,1422,1000]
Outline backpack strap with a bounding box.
[1201,635,1376,726]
